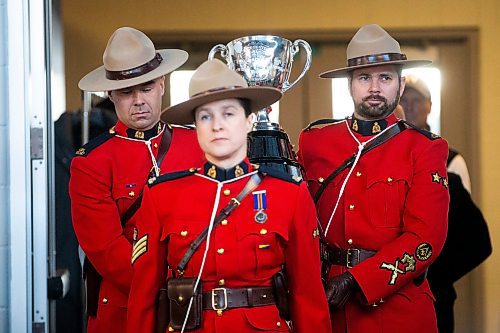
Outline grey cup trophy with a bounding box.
[208,35,312,178]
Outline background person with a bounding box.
[400,75,492,333]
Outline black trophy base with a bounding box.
[247,128,303,178]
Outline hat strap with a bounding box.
[106,53,163,81]
[347,52,407,67]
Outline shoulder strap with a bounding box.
[120,126,172,226]
[156,125,172,169]
[304,118,344,131]
[176,172,264,275]
[313,121,408,204]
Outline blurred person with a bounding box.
[69,27,204,333]
[127,59,331,333]
[401,75,492,333]
[54,97,117,333]
[298,24,450,333]
[400,75,471,192]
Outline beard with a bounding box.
[355,93,400,120]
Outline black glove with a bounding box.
[325,271,358,310]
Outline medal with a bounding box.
[252,190,268,223]
[255,210,268,223]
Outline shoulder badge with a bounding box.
[401,120,440,140]
[148,167,197,187]
[74,129,115,157]
[257,165,302,185]
[304,118,344,131]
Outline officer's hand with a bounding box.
[325,271,358,310]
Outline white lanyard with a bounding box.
[115,130,163,177]
[323,119,398,237]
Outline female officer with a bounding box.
[127,59,331,333]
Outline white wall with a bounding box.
[0,0,9,330]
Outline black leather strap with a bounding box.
[120,125,172,226]
[313,121,408,204]
[176,172,264,274]
[322,246,376,268]
[202,286,275,310]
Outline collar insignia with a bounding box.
[351,117,388,136]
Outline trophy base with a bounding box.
[248,123,303,179]
[249,158,303,179]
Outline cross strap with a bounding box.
[313,120,408,204]
[176,172,264,275]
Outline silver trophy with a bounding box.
[209,35,312,177]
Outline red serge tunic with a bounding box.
[127,160,331,333]
[298,114,450,333]
[69,121,203,333]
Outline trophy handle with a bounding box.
[282,39,312,92]
[208,44,229,62]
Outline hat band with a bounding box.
[191,85,245,98]
[105,53,163,81]
[347,52,407,67]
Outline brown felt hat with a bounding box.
[320,24,431,78]
[78,27,188,91]
[162,59,282,125]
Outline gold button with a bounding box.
[178,296,183,302]
[168,326,174,332]
[221,219,228,226]
[277,322,281,327]
[318,177,324,183]
[387,177,393,182]
[217,248,225,255]
[347,239,353,245]
[218,279,225,286]
[154,143,158,149]
[217,309,223,316]
[223,189,231,196]
[349,204,355,210]
[180,230,188,237]
[102,298,108,304]
[260,229,268,235]
[128,191,135,197]
[356,171,362,177]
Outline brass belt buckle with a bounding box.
[211,288,228,312]
[346,248,360,268]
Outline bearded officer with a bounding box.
[298,24,449,333]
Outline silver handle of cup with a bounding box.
[208,44,229,64]
[281,39,312,93]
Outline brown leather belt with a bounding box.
[202,286,275,311]
[322,246,376,268]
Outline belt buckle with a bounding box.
[211,288,228,311]
[346,248,360,268]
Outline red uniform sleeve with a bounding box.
[285,183,332,332]
[69,155,133,293]
[349,139,450,303]
[127,186,167,333]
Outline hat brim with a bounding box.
[319,59,432,78]
[161,86,282,125]
[78,49,188,91]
